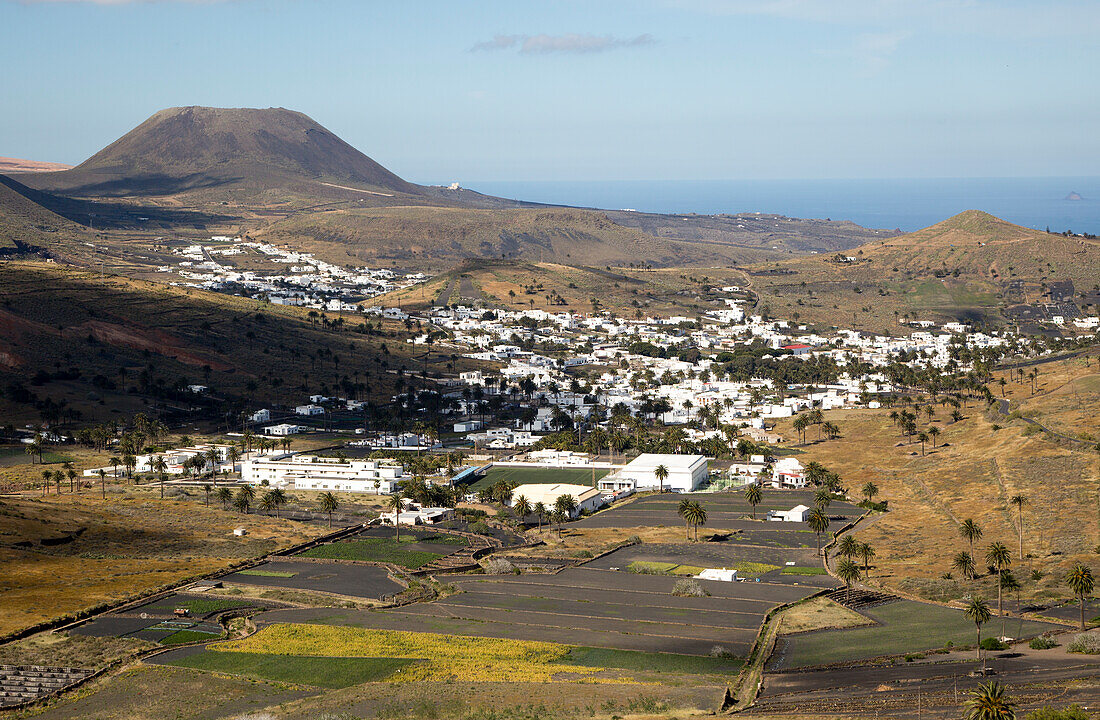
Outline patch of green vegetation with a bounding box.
[166,650,414,688]
[300,538,444,569]
[626,561,703,576]
[557,647,741,675]
[145,598,253,615]
[781,566,827,576]
[236,569,298,578]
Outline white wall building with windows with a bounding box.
[241,455,404,493]
[599,453,708,493]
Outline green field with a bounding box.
[557,647,742,675]
[300,538,444,569]
[775,600,1059,669]
[627,561,704,577]
[781,566,828,576]
[166,650,414,688]
[0,446,74,465]
[144,598,254,615]
[469,466,610,492]
[236,569,298,578]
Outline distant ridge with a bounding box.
[16,106,420,197]
[0,157,71,174]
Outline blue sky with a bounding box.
[1,0,1097,182]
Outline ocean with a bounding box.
[461,177,1100,235]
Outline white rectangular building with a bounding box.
[599,454,708,493]
[241,455,404,493]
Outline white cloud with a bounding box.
[471,33,656,55]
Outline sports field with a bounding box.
[468,466,609,492]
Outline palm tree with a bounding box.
[685,501,707,541]
[807,508,830,557]
[861,482,878,504]
[41,469,51,495]
[386,491,403,538]
[108,456,121,480]
[533,501,547,533]
[63,462,76,493]
[202,483,212,506]
[960,518,983,555]
[1009,495,1027,560]
[928,425,940,448]
[217,486,233,510]
[917,431,929,455]
[813,488,831,511]
[513,494,531,526]
[986,541,1011,637]
[964,681,1017,720]
[554,494,577,523]
[966,597,992,666]
[857,542,876,577]
[1066,563,1095,631]
[258,491,277,515]
[269,487,287,518]
[953,551,976,580]
[744,483,763,520]
[320,491,341,529]
[836,559,861,604]
[151,456,168,499]
[654,464,669,493]
[233,488,251,514]
[677,497,693,540]
[837,534,860,561]
[97,468,106,499]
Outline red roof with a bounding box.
[781,343,812,350]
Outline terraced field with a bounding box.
[258,566,823,657]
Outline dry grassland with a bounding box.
[0,492,324,637]
[772,361,1099,604]
[777,597,873,635]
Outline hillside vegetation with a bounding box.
[0,261,427,425]
[744,210,1100,331]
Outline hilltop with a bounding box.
[0,157,71,174]
[15,106,420,198]
[741,210,1100,331]
[6,106,898,273]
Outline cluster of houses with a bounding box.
[165,237,426,310]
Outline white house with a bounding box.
[250,409,271,424]
[599,453,708,493]
[509,483,604,518]
[771,457,807,488]
[454,420,483,433]
[295,404,325,416]
[264,423,301,436]
[768,504,810,522]
[378,503,453,525]
[241,455,404,493]
[695,568,738,582]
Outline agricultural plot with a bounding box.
[261,567,820,657]
[218,560,403,599]
[767,599,1061,670]
[70,594,255,645]
[468,466,609,492]
[156,647,414,688]
[586,543,837,588]
[577,490,861,530]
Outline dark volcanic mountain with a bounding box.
[16,106,420,198]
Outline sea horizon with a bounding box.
[454,177,1100,235]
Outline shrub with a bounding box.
[980,637,1008,651]
[1067,633,1100,654]
[468,521,492,535]
[671,579,709,597]
[709,645,735,659]
[481,558,515,574]
[1029,635,1059,650]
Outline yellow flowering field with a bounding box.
[211,624,634,683]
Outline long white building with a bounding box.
[241,455,404,493]
[599,453,708,493]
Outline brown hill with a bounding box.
[0,175,90,252]
[742,210,1100,331]
[15,106,420,198]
